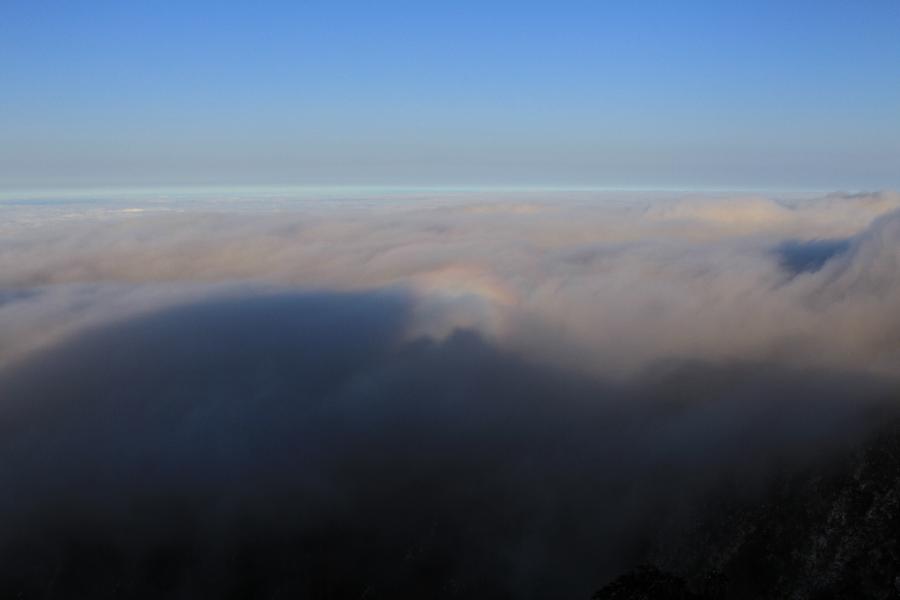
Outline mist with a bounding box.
[3,190,900,597]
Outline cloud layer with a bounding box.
[4,190,900,375]
[2,189,900,597]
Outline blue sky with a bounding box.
[2,1,898,191]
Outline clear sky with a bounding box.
[2,1,899,191]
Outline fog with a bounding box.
[2,190,900,597]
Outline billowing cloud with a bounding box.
[3,190,900,374]
[2,190,900,597]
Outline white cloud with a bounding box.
[3,190,900,376]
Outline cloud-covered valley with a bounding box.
[4,190,900,375]
[3,189,900,598]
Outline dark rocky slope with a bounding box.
[594,421,900,599]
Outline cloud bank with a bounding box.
[4,190,900,374]
[2,189,900,597]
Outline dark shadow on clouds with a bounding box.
[0,290,894,599]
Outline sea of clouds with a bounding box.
[2,189,900,597]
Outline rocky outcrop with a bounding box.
[594,422,900,599]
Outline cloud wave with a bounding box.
[3,189,900,597]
